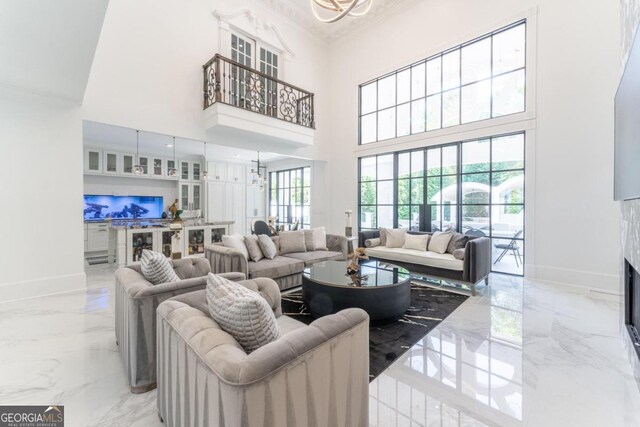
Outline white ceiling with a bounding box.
[83,121,288,163]
[259,0,416,43]
[0,0,108,102]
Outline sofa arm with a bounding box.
[327,234,348,259]
[463,237,492,283]
[205,244,249,276]
[359,230,380,248]
[134,271,246,298]
[236,278,282,318]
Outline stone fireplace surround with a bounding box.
[621,199,640,387]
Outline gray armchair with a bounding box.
[114,257,245,393]
[156,277,370,427]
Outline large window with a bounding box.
[269,167,311,230]
[359,21,526,144]
[358,133,525,275]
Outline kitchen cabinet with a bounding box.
[86,223,109,252]
[179,183,203,211]
[151,157,164,177]
[122,153,135,174]
[227,163,246,183]
[84,148,103,173]
[103,151,120,174]
[207,161,227,181]
[126,229,155,264]
[180,160,202,181]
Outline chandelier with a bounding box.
[310,0,373,23]
[250,152,266,191]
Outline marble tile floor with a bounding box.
[0,264,639,426]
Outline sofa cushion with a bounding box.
[402,233,429,251]
[279,230,307,255]
[453,248,465,260]
[428,231,454,254]
[285,251,344,266]
[206,274,281,353]
[244,235,264,262]
[303,230,315,251]
[258,235,278,260]
[222,234,249,260]
[386,228,407,248]
[312,227,328,251]
[365,246,464,271]
[140,250,179,285]
[447,232,469,254]
[248,256,305,279]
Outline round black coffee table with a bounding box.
[302,260,411,323]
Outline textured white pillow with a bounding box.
[140,250,179,285]
[312,227,328,251]
[428,231,454,254]
[222,234,250,260]
[385,228,407,248]
[206,273,281,353]
[402,233,430,251]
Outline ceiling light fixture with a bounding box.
[168,137,178,177]
[250,152,266,191]
[202,142,209,179]
[133,130,144,175]
[310,0,373,23]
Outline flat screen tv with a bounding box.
[615,29,640,201]
[83,195,164,220]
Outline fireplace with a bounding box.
[625,259,640,360]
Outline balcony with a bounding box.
[202,54,315,148]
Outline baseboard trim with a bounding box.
[528,264,619,293]
[0,272,87,304]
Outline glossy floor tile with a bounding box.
[0,266,639,426]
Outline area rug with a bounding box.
[280,283,468,381]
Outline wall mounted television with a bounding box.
[84,195,164,220]
[615,28,640,201]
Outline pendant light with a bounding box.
[310,0,373,23]
[251,152,266,191]
[168,137,177,177]
[202,142,209,179]
[133,130,144,175]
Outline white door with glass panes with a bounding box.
[231,33,254,109]
[179,183,202,212]
[259,47,278,116]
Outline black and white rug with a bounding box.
[281,283,468,381]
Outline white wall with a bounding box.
[320,0,621,291]
[83,175,178,209]
[0,90,85,301]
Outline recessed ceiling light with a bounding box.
[234,154,240,158]
[166,143,173,147]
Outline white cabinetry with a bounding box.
[103,151,120,174]
[208,161,228,181]
[227,163,246,183]
[180,160,202,181]
[207,181,245,234]
[179,183,203,211]
[86,223,109,252]
[84,148,103,173]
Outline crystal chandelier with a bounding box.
[133,130,144,175]
[310,0,373,23]
[250,152,266,191]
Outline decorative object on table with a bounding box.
[168,199,183,223]
[346,247,368,275]
[281,283,468,380]
[310,0,373,23]
[171,231,182,259]
[161,212,168,219]
[345,209,353,237]
[267,216,279,236]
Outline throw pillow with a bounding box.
[365,238,381,248]
[257,235,278,259]
[453,248,465,260]
[447,232,469,254]
[428,231,454,254]
[378,227,388,246]
[222,234,250,260]
[279,230,307,255]
[312,227,328,251]
[140,250,179,285]
[206,274,281,353]
[303,229,315,251]
[244,235,264,262]
[385,228,407,248]
[402,233,430,251]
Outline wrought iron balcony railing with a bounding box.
[203,54,315,129]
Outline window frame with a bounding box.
[269,166,311,230]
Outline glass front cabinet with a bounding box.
[127,229,155,264]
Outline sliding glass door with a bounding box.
[358,132,525,275]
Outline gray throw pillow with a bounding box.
[222,234,250,260]
[206,273,281,353]
[386,228,407,248]
[453,248,465,260]
[279,230,307,255]
[257,235,278,259]
[244,235,264,262]
[365,238,381,248]
[303,229,315,251]
[140,250,179,285]
[446,232,469,254]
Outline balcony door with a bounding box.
[231,33,254,109]
[259,47,278,117]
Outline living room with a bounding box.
[1,0,639,426]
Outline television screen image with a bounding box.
[83,195,164,220]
